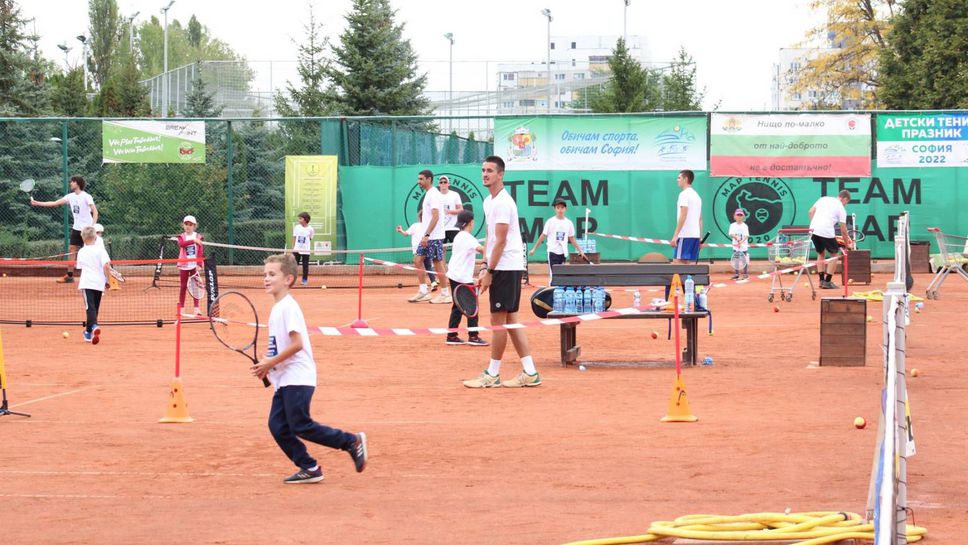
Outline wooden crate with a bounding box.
[910,241,931,273]
[820,298,867,367]
[835,250,871,284]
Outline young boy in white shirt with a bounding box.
[396,209,438,299]
[76,226,111,344]
[291,212,314,286]
[250,254,368,484]
[528,198,586,282]
[728,209,750,280]
[445,210,488,347]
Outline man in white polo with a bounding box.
[809,190,852,289]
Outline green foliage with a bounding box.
[87,0,121,89]
[590,38,660,113]
[0,0,51,116]
[91,57,150,116]
[326,0,431,117]
[136,14,247,79]
[661,47,704,111]
[187,15,202,48]
[183,72,223,117]
[48,68,88,116]
[880,0,968,109]
[275,7,333,117]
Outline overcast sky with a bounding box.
[25,0,823,111]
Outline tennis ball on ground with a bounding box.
[911,368,920,377]
[578,364,587,372]
[62,331,69,338]
[773,305,780,313]
[320,285,327,290]
[867,315,873,322]
[651,330,658,339]
[854,416,866,429]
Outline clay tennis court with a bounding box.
[1,270,964,544]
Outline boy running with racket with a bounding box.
[292,212,314,286]
[445,210,488,347]
[76,226,111,344]
[250,254,368,484]
[177,215,205,317]
[729,209,750,280]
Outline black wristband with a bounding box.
[487,268,496,274]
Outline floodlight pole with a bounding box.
[623,0,631,44]
[542,9,552,113]
[444,33,454,132]
[161,1,175,117]
[128,11,140,50]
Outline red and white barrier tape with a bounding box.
[592,232,772,249]
[363,256,441,277]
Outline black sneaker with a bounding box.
[465,337,490,347]
[284,467,324,484]
[826,281,839,289]
[730,274,740,280]
[446,336,465,345]
[348,432,368,473]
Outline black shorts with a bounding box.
[69,228,84,247]
[548,252,566,266]
[811,234,839,255]
[489,270,523,313]
[444,230,457,244]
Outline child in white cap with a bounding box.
[729,209,750,280]
[177,215,205,316]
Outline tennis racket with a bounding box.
[109,268,125,283]
[187,271,205,300]
[209,291,270,388]
[453,283,479,318]
[730,251,747,271]
[19,178,35,196]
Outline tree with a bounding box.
[325,0,431,116]
[879,0,968,109]
[91,56,149,116]
[183,70,223,117]
[0,0,51,116]
[187,15,202,48]
[660,47,704,111]
[275,7,332,117]
[48,68,88,116]
[789,0,897,109]
[87,0,121,89]
[590,38,659,113]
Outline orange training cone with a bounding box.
[661,374,698,422]
[158,377,193,423]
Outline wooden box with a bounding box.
[835,250,871,284]
[820,298,867,367]
[910,241,931,273]
[569,252,601,264]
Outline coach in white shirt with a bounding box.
[809,190,852,289]
[438,175,464,244]
[671,169,703,264]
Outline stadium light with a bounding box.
[75,35,88,90]
[161,1,175,117]
[128,11,140,50]
[444,33,454,127]
[541,9,552,113]
[623,0,631,44]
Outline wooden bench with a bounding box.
[550,263,710,368]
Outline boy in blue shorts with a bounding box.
[671,169,703,264]
[250,254,368,483]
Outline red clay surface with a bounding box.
[1,270,964,544]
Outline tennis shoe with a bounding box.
[91,323,100,332]
[463,371,501,388]
[82,330,93,342]
[301,279,308,286]
[730,274,740,280]
[446,336,466,345]
[91,328,101,345]
[283,467,324,484]
[348,432,367,473]
[503,371,542,388]
[430,294,452,304]
[57,275,74,284]
[465,337,489,347]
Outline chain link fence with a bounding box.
[0,117,493,262]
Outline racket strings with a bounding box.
[210,301,258,351]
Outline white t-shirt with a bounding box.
[76,244,110,292]
[729,222,750,252]
[447,231,479,284]
[421,186,446,240]
[809,196,847,238]
[676,186,702,239]
[483,189,525,271]
[266,294,316,390]
[441,190,463,232]
[542,217,575,256]
[65,191,95,231]
[404,222,423,254]
[292,224,314,253]
[94,235,105,250]
[178,232,201,271]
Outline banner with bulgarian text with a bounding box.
[494,115,707,171]
[102,120,205,163]
[710,113,871,177]
[876,112,968,168]
[284,156,338,256]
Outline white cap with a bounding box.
[93,223,104,233]
[183,215,197,224]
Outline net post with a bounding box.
[226,120,235,265]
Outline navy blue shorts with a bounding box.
[416,239,444,261]
[674,238,700,261]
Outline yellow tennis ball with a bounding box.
[867,315,873,322]
[62,331,69,338]
[320,285,327,290]
[854,416,866,429]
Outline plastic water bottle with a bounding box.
[575,287,583,314]
[583,287,593,314]
[594,287,604,312]
[553,287,564,313]
[632,289,641,309]
[591,238,597,253]
[684,275,695,312]
[564,287,576,314]
[697,287,708,310]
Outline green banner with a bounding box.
[102,120,206,163]
[340,163,967,260]
[285,156,338,256]
[493,115,707,171]
[876,113,968,168]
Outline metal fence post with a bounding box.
[391,120,397,166]
[226,120,235,264]
[61,121,69,255]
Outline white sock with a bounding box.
[442,287,451,297]
[521,355,537,375]
[487,359,501,376]
[308,465,319,472]
[419,284,428,294]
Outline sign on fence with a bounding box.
[102,120,206,163]
[710,113,872,177]
[876,112,968,168]
[285,156,339,256]
[493,115,707,171]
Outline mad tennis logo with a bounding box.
[403,173,486,239]
[713,177,796,244]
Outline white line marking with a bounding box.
[0,470,274,478]
[11,386,95,408]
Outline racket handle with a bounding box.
[261,377,271,388]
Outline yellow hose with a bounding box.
[562,512,927,545]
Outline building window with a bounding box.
[791,62,801,71]
[793,92,802,100]
[550,42,555,50]
[571,41,576,49]
[520,99,536,107]
[575,73,585,80]
[503,101,513,108]
[555,73,566,80]
[502,73,515,81]
[589,55,609,63]
[808,90,817,99]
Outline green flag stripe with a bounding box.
[710,135,871,157]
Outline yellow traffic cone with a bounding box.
[661,374,698,422]
[158,377,193,423]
